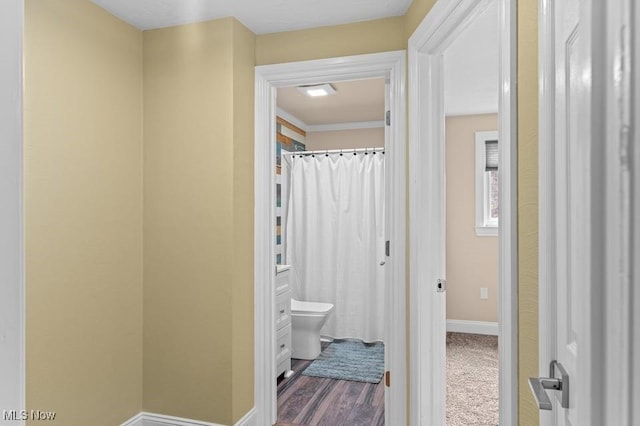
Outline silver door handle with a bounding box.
[528,360,569,410]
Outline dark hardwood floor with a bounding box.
[275,343,385,426]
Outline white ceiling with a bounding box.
[277,79,385,126]
[444,1,499,116]
[90,0,412,34]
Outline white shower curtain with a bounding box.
[284,152,385,342]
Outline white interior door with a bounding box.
[537,0,585,424]
[538,0,603,424]
[541,0,636,424]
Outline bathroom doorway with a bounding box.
[254,52,407,426]
[274,78,387,425]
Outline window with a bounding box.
[475,131,499,236]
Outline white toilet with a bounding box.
[291,298,334,360]
[277,264,334,360]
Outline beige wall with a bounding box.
[305,128,385,151]
[517,0,539,424]
[445,114,499,323]
[404,0,437,40]
[142,17,255,425]
[256,17,405,65]
[24,0,143,424]
[22,0,541,424]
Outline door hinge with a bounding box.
[385,110,391,126]
[385,240,390,256]
[436,279,446,292]
[385,371,391,387]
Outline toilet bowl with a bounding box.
[291,299,334,360]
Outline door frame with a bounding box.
[408,0,518,424]
[253,51,407,426]
[539,0,638,424]
[0,0,26,421]
[633,3,640,423]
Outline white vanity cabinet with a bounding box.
[275,265,292,378]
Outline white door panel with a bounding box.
[540,0,636,425]
[537,0,587,424]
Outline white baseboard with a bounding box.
[120,412,144,426]
[446,319,499,336]
[233,408,257,426]
[120,408,256,426]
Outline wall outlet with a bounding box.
[480,287,489,300]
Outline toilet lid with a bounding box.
[291,299,334,314]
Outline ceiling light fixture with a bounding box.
[298,83,336,97]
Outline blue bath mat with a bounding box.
[302,339,384,383]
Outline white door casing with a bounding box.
[632,3,640,423]
[0,0,26,420]
[383,79,392,415]
[539,0,636,424]
[603,2,635,425]
[408,0,518,424]
[254,51,406,426]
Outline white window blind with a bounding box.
[485,139,499,171]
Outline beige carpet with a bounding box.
[447,332,499,426]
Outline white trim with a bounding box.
[254,68,275,426]
[120,410,256,426]
[408,0,517,424]
[446,319,499,336]
[476,226,498,236]
[232,408,257,426]
[0,1,25,423]
[446,108,499,117]
[121,411,255,426]
[255,51,406,426]
[275,108,309,132]
[538,1,556,424]
[632,2,640,423]
[120,412,145,426]
[604,1,633,425]
[496,0,518,423]
[307,120,385,132]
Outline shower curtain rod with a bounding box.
[282,147,385,156]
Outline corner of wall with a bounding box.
[142,16,236,425]
[231,17,257,423]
